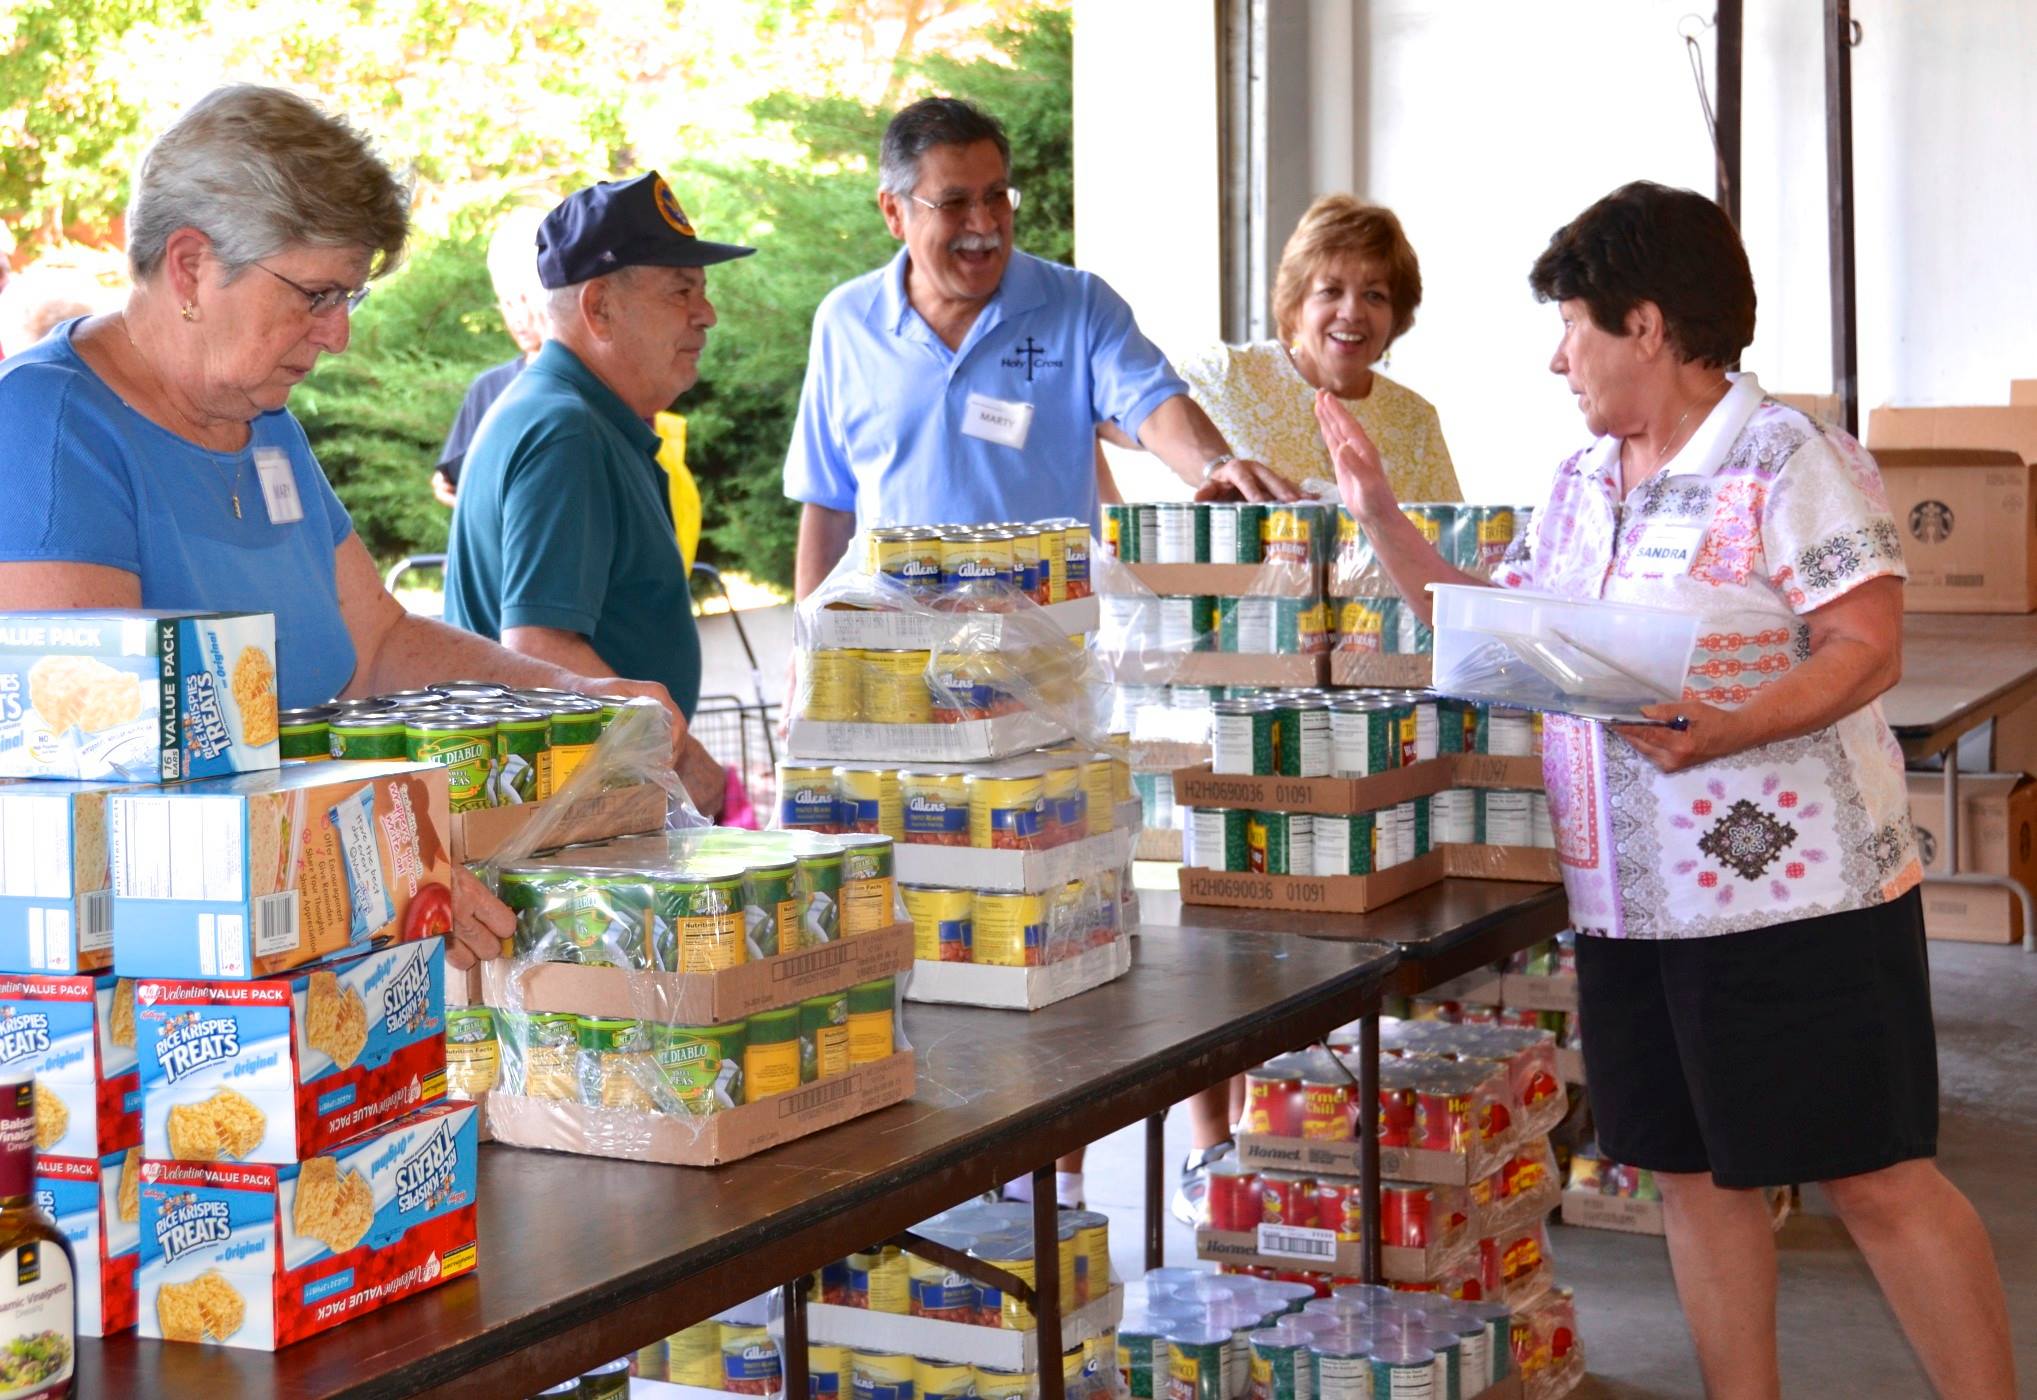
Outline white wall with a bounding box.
[1072,0,2037,507]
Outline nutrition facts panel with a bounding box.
[110,794,245,902]
[0,792,72,898]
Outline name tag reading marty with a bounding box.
[1630,523,1703,572]
[961,392,1034,450]
[254,447,305,525]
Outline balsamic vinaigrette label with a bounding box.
[0,1080,71,1398]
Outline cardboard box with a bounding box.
[450,782,666,865]
[1178,845,1558,916]
[1173,754,1543,817]
[0,971,140,1159]
[1134,827,1183,863]
[787,712,1069,764]
[1773,391,1846,427]
[0,610,279,781]
[1425,966,1501,1006]
[39,1149,141,1336]
[135,940,447,1164]
[894,820,1136,895]
[2012,380,2037,407]
[0,781,145,973]
[1557,1047,1584,1085]
[137,1102,478,1350]
[905,934,1131,1010]
[806,1285,1123,1369]
[1867,405,2037,612]
[809,596,1100,651]
[1110,562,1317,598]
[109,761,454,979]
[1158,653,1330,688]
[485,1049,915,1166]
[1559,1189,1664,1236]
[482,922,913,1025]
[1330,652,1433,689]
[1497,972,1578,1014]
[1904,771,2037,942]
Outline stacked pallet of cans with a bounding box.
[1196,1019,1585,1398]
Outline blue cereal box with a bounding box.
[0,610,279,782]
[0,780,142,973]
[0,970,141,1159]
[109,761,454,980]
[38,1149,142,1336]
[136,940,447,1164]
[138,1102,478,1350]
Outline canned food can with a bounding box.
[1313,812,1376,876]
[1243,1063,1302,1135]
[973,892,1046,966]
[968,772,1047,850]
[930,650,1011,722]
[837,833,895,936]
[577,1015,655,1110]
[1160,595,1218,652]
[655,1021,745,1114]
[656,868,746,971]
[667,1322,723,1388]
[969,1232,1038,1329]
[1120,1323,1164,1399]
[863,649,933,724]
[1299,1072,1356,1141]
[1247,811,1314,876]
[899,770,969,846]
[916,1358,975,1400]
[866,526,911,582]
[803,649,864,723]
[903,884,974,962]
[1188,807,1249,873]
[798,847,844,944]
[1315,1180,1364,1242]
[1277,699,1331,778]
[942,530,1015,593]
[1329,699,1397,776]
[1473,504,1518,576]
[1061,1208,1110,1305]
[1263,504,1323,568]
[1249,1330,1308,1400]
[1001,526,1043,602]
[974,1366,1036,1399]
[721,1326,783,1395]
[1165,1330,1230,1400]
[810,1344,852,1400]
[848,1247,910,1314]
[1403,502,1455,553]
[1415,1080,1474,1152]
[487,706,547,805]
[1278,597,1331,655]
[328,713,407,761]
[1209,502,1265,564]
[1134,504,1161,562]
[543,696,607,792]
[744,1005,801,1101]
[1431,788,1480,845]
[277,706,333,762]
[1037,520,1070,603]
[1212,699,1277,776]
[1336,596,1396,655]
[744,860,801,959]
[1081,754,1117,833]
[1406,795,1431,858]
[445,1006,500,1098]
[1040,761,1086,845]
[1205,1160,1262,1231]
[1365,1344,1436,1400]
[1058,519,1092,599]
[850,1349,916,1400]
[1218,595,1276,655]
[1105,503,1139,561]
[1155,502,1211,563]
[1395,602,1434,657]
[1378,1081,1418,1149]
[1483,790,1534,847]
[835,763,903,837]
[1258,1171,1318,1229]
[1471,705,1535,756]
[1307,1338,1369,1400]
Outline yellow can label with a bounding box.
[836,765,903,837]
[847,1007,893,1065]
[669,1322,722,1388]
[745,1038,801,1101]
[524,1042,577,1101]
[854,1351,916,1386]
[974,893,1045,966]
[1082,760,1115,832]
[549,740,595,793]
[1044,526,1069,602]
[903,885,973,961]
[445,1038,499,1097]
[841,875,895,937]
[968,774,1045,849]
[678,910,743,971]
[806,648,864,722]
[863,650,932,724]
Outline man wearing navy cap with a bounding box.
[446,172,751,806]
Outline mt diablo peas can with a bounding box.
[406,711,496,811]
[488,705,548,806]
[277,705,333,762]
[328,711,406,760]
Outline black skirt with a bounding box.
[1576,886,1938,1189]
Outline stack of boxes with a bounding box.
[0,611,479,1349]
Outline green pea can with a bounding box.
[277,706,333,762]
[542,696,607,797]
[799,991,851,1083]
[798,847,844,945]
[654,865,746,971]
[1208,502,1265,564]
[488,704,549,806]
[837,833,896,938]
[577,1015,655,1111]
[1314,812,1377,876]
[328,712,407,760]
[405,710,497,812]
[656,1021,746,1114]
[743,860,801,960]
[1246,811,1314,876]
[428,681,513,704]
[1188,807,1249,872]
[1210,699,1276,777]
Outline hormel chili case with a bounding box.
[0,971,140,1159]
[136,941,446,1165]
[138,1102,478,1350]
[37,1150,140,1336]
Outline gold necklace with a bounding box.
[118,311,244,517]
[1626,380,1729,487]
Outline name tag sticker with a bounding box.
[254,447,305,525]
[1630,522,1703,573]
[961,392,1034,450]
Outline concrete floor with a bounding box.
[1087,936,2037,1397]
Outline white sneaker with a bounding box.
[1169,1140,1235,1226]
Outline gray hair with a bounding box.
[877,97,1010,199]
[127,84,411,282]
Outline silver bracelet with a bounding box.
[1200,452,1236,483]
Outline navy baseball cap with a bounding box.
[535,172,755,289]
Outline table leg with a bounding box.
[782,1274,810,1400]
[1360,1012,1382,1285]
[1033,1165,1065,1400]
[1145,1112,1166,1271]
[1935,741,2037,951]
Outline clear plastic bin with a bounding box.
[1429,583,1698,714]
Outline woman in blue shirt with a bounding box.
[0,85,692,965]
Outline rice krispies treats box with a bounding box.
[136,940,447,1165]
[138,1102,479,1350]
[0,610,279,782]
[0,971,140,1160]
[109,761,453,980]
[0,779,146,974]
[37,1149,143,1336]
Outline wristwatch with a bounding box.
[1200,452,1236,483]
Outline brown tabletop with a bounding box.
[1140,878,1570,996]
[79,924,1395,1399]
[1884,613,2037,759]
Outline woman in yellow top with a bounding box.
[1175,195,1461,502]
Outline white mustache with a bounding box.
[948,232,1004,255]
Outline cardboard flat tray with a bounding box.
[808,596,1100,651]
[893,806,1139,894]
[787,712,1069,763]
[451,782,666,864]
[1423,965,1503,1006]
[1177,845,1559,916]
[806,1286,1124,1369]
[1239,1129,1513,1190]
[1135,827,1183,863]
[1500,972,1577,1014]
[1558,1189,1663,1235]
[487,1050,915,1166]
[1193,1225,1476,1285]
[1173,754,1544,816]
[904,936,1131,1011]
[1329,652,1434,688]
[481,923,914,1024]
[1110,562,1319,598]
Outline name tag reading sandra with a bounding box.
[1629,522,1703,573]
[961,392,1034,450]
[254,446,305,525]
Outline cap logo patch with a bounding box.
[654,177,696,237]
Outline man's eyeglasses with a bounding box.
[255,263,370,316]
[909,187,1022,221]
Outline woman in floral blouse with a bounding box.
[1321,181,2012,1397]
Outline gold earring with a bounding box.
[180,304,197,322]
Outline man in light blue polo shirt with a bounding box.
[784,97,1296,598]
